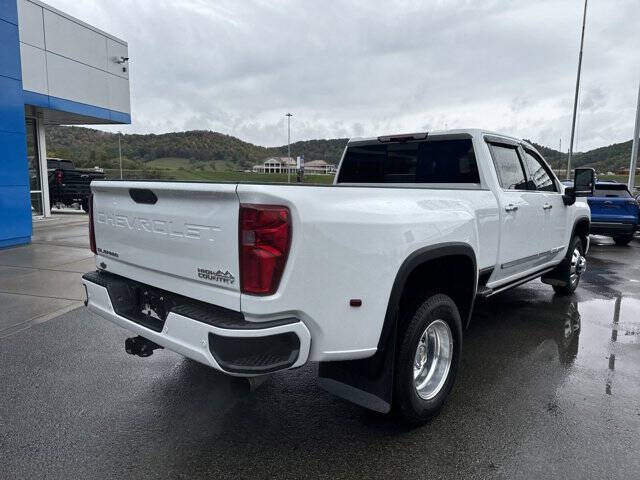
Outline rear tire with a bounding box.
[394,293,462,424]
[552,236,585,295]
[613,234,634,246]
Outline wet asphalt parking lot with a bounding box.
[1,235,639,479]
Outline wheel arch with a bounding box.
[378,242,478,352]
[571,216,590,253]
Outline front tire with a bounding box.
[552,236,585,295]
[613,234,634,246]
[394,293,462,424]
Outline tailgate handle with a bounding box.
[129,188,158,205]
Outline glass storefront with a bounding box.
[26,119,43,216]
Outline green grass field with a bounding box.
[145,157,194,169]
[145,157,234,171]
[105,157,335,184]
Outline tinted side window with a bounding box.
[521,149,556,192]
[337,139,480,184]
[489,144,527,190]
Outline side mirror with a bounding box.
[574,168,595,197]
[562,168,595,206]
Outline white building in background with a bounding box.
[304,160,337,175]
[253,157,336,175]
[253,157,297,174]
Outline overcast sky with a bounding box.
[47,0,639,151]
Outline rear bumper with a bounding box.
[82,271,311,376]
[590,221,636,236]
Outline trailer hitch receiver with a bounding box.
[125,336,163,357]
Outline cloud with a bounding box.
[46,0,640,151]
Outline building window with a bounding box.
[25,119,43,216]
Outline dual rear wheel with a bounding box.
[394,293,462,424]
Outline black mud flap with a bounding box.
[541,261,569,287]
[318,324,396,414]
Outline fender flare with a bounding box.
[318,242,477,413]
[541,216,590,286]
[570,216,590,253]
[377,242,477,350]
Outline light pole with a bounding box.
[567,0,588,180]
[118,132,123,180]
[628,80,640,191]
[285,113,293,183]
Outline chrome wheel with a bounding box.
[413,319,453,400]
[569,246,586,286]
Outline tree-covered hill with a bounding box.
[527,139,634,173]
[45,126,349,171]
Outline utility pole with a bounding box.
[628,80,640,191]
[118,132,123,180]
[567,0,588,180]
[285,113,293,183]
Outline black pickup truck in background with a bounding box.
[48,158,105,211]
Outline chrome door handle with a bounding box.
[543,204,553,210]
[505,204,518,212]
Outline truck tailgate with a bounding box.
[91,181,241,310]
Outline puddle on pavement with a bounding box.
[568,295,640,399]
[468,285,640,402]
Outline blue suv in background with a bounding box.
[564,180,639,246]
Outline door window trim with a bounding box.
[486,141,530,192]
[485,136,561,194]
[519,146,560,193]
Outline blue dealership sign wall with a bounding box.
[0,0,31,248]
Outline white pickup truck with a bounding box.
[82,129,595,423]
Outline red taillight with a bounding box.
[55,170,63,185]
[239,204,291,295]
[88,194,96,254]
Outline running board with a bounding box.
[477,267,555,298]
[476,286,493,297]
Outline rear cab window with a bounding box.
[594,186,632,198]
[336,138,480,185]
[47,160,74,170]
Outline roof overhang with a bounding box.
[24,90,130,125]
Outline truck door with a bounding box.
[486,141,548,283]
[519,146,568,258]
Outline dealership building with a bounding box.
[0,0,130,248]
